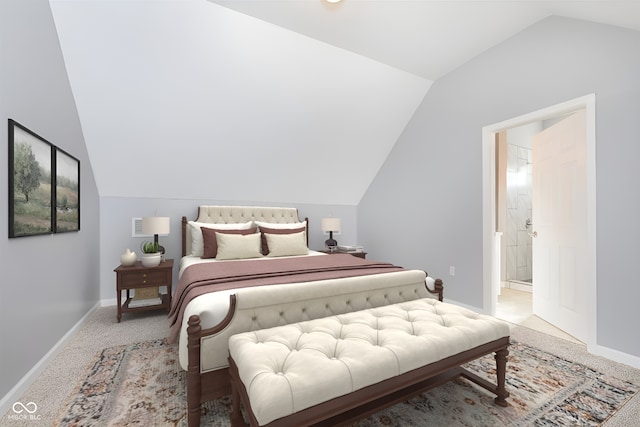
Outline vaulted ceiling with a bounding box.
[49,0,640,205]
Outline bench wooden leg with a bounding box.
[493,348,509,407]
[230,372,248,427]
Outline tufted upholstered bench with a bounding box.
[228,298,510,426]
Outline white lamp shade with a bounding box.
[142,216,170,235]
[321,217,341,233]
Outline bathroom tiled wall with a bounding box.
[506,144,532,282]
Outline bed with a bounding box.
[168,205,443,427]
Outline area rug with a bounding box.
[56,338,639,426]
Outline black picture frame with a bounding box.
[8,119,54,237]
[8,119,81,237]
[54,148,80,233]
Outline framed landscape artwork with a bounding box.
[55,148,80,232]
[8,119,81,237]
[8,120,54,237]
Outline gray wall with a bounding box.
[100,198,357,303]
[358,16,640,358]
[0,0,100,403]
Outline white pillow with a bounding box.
[255,220,307,230]
[215,232,263,260]
[188,221,253,256]
[265,231,309,257]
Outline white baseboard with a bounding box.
[591,343,640,370]
[444,298,640,369]
[101,298,117,307]
[0,302,101,418]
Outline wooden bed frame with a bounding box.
[177,206,444,427]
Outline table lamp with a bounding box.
[142,216,170,257]
[321,217,341,252]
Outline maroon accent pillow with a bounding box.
[259,226,306,255]
[201,227,258,259]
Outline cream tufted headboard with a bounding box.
[181,205,307,257]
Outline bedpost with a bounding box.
[187,315,202,427]
[434,278,444,302]
[182,216,188,257]
[424,272,444,302]
[493,347,510,407]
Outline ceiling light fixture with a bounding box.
[325,0,342,3]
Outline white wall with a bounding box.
[358,16,640,359]
[0,0,100,409]
[49,0,431,207]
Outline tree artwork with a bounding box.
[9,120,53,237]
[9,119,80,237]
[13,142,42,203]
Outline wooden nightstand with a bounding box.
[114,259,173,322]
[319,250,367,259]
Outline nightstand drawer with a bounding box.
[121,270,168,287]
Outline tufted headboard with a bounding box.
[181,205,308,257]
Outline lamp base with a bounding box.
[325,237,338,252]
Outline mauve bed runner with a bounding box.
[168,254,405,342]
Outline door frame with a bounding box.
[481,94,596,350]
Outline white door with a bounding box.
[532,110,587,342]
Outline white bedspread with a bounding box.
[176,251,327,368]
[174,253,433,372]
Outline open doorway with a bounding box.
[499,123,538,291]
[495,119,583,344]
[482,94,597,350]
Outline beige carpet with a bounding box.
[2,306,639,426]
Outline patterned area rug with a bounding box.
[56,338,639,426]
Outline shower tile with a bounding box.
[517,234,528,267]
[507,146,517,172]
[507,209,517,246]
[518,147,529,160]
[507,172,517,208]
[506,246,517,280]
[517,266,528,281]
[517,197,529,228]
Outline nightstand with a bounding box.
[114,259,173,322]
[319,250,367,259]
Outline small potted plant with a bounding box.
[140,241,162,267]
